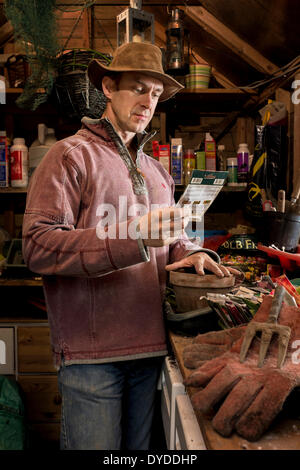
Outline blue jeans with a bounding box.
[57,356,164,450]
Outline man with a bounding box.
[22,42,235,450]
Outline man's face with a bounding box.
[103,72,164,135]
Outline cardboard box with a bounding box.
[171,138,183,184]
[159,144,170,173]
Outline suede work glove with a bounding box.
[183,327,246,369]
[184,295,300,441]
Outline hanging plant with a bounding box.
[4,0,61,110]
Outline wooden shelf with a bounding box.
[6,88,23,94]
[161,87,258,113]
[0,278,43,286]
[0,187,27,193]
[179,87,256,95]
[174,184,247,193]
[0,317,48,323]
[222,185,247,192]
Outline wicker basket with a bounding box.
[54,49,112,120]
[5,55,30,88]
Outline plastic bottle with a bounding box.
[0,131,9,187]
[45,128,57,146]
[227,157,238,186]
[205,133,216,171]
[217,144,226,171]
[29,124,57,177]
[183,149,195,186]
[10,138,29,188]
[237,143,249,186]
[195,142,205,170]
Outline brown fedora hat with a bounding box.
[88,42,184,102]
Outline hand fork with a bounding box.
[240,284,291,368]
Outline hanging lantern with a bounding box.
[117,0,155,46]
[165,8,190,75]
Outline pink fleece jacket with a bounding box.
[22,118,219,368]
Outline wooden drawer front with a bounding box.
[17,327,56,373]
[30,422,60,444]
[18,375,61,422]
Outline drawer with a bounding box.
[163,356,185,401]
[161,357,186,450]
[175,394,206,450]
[17,327,56,373]
[18,375,61,422]
[0,327,15,374]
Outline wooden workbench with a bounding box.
[169,332,300,450]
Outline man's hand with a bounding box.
[165,252,241,278]
[137,206,190,247]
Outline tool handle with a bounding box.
[261,189,267,204]
[277,190,286,213]
[268,284,285,324]
[291,170,300,203]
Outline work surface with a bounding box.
[169,332,300,450]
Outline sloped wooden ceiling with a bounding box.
[197,0,300,68]
[145,0,299,87]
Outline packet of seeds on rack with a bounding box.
[176,170,228,219]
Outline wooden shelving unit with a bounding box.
[6,88,23,93]
[175,184,247,193]
[0,187,27,193]
[180,87,256,95]
[168,87,258,113]
[0,278,43,286]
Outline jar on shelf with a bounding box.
[227,157,238,186]
[183,149,195,186]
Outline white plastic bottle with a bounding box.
[10,138,29,188]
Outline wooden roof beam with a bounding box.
[186,6,279,76]
[154,19,237,88]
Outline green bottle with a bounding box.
[195,142,205,170]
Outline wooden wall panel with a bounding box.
[17,327,56,373]
[18,375,61,422]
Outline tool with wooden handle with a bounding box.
[240,284,291,368]
[277,189,286,213]
[289,170,300,208]
[261,188,274,211]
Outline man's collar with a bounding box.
[81,116,156,151]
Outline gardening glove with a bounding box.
[183,326,246,369]
[137,206,190,247]
[184,295,300,441]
